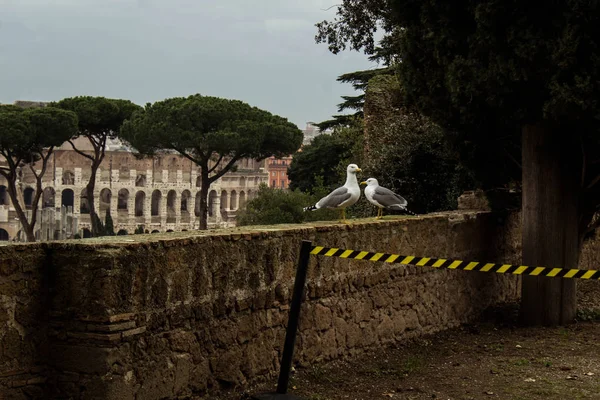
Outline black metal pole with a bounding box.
[276,240,312,394]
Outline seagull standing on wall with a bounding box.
[303,164,362,223]
[361,178,417,219]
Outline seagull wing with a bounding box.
[316,186,352,209]
[372,186,408,209]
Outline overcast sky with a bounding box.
[0,0,377,128]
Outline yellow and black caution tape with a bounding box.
[309,246,600,280]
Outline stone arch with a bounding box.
[118,189,129,210]
[180,190,191,212]
[82,228,92,238]
[99,188,112,215]
[0,185,8,206]
[220,190,228,210]
[196,176,202,188]
[61,188,74,208]
[117,229,128,236]
[80,189,89,214]
[239,191,246,208]
[151,190,161,216]
[62,170,75,185]
[166,190,177,223]
[135,191,146,216]
[135,174,146,187]
[42,187,55,208]
[23,187,34,209]
[194,191,202,216]
[0,228,8,241]
[247,190,252,200]
[151,229,160,234]
[254,176,260,185]
[239,176,246,187]
[208,190,217,216]
[230,190,237,210]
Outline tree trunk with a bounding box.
[87,165,99,236]
[199,168,210,230]
[6,178,35,242]
[520,123,580,326]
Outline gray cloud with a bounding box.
[0,0,376,128]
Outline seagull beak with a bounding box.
[356,168,362,172]
[360,181,367,185]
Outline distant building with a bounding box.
[302,122,331,145]
[265,156,292,189]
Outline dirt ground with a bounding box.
[212,281,600,400]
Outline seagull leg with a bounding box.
[376,208,382,220]
[340,208,349,224]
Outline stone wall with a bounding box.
[0,211,542,399]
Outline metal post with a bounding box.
[252,240,312,400]
[277,239,312,393]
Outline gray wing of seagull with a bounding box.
[372,186,408,210]
[316,186,352,209]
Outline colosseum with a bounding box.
[0,138,269,241]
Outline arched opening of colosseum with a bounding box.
[82,228,91,238]
[117,229,128,236]
[0,228,9,241]
[0,185,8,206]
[208,190,217,217]
[61,189,74,208]
[80,189,89,214]
[167,190,177,223]
[230,190,237,210]
[239,191,246,208]
[254,176,260,185]
[23,187,34,210]
[42,187,55,208]
[135,191,145,216]
[62,171,75,185]
[151,190,161,216]
[180,190,191,213]
[135,174,146,187]
[239,177,246,187]
[118,189,129,211]
[220,190,228,210]
[196,176,202,188]
[99,189,112,216]
[194,192,201,216]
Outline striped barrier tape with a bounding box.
[309,246,600,280]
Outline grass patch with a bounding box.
[513,358,531,366]
[576,308,600,322]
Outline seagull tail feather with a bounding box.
[388,205,418,216]
[303,204,318,212]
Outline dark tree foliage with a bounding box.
[53,96,140,237]
[0,105,78,242]
[121,94,303,230]
[318,0,600,325]
[288,117,364,194]
[388,0,600,233]
[237,183,340,226]
[315,67,396,131]
[288,134,351,193]
[315,0,393,55]
[315,115,356,131]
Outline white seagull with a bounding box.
[361,178,417,219]
[303,164,362,223]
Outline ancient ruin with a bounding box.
[0,139,268,241]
